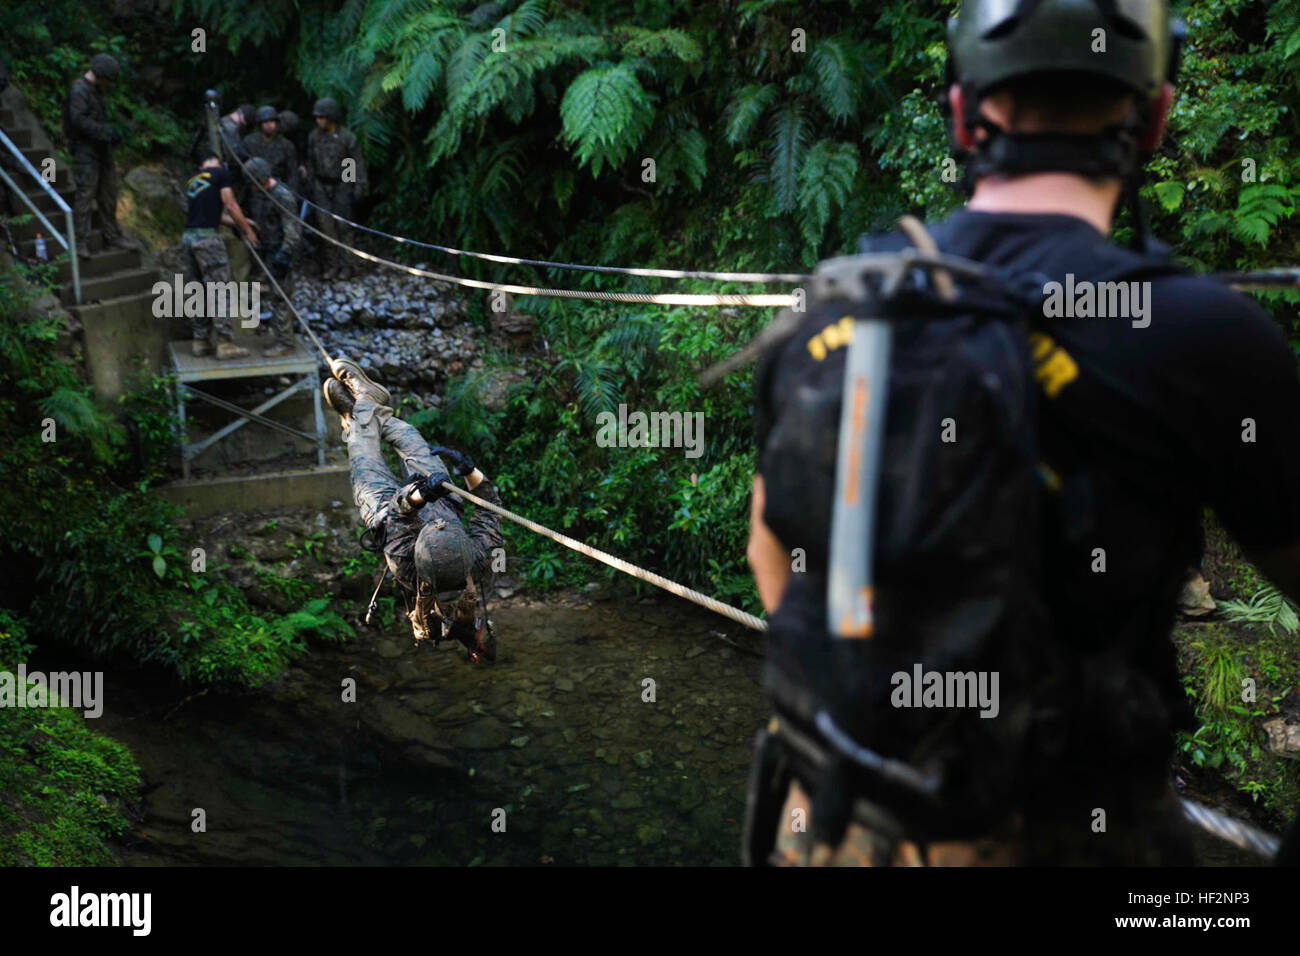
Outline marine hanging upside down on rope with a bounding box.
[322,358,504,663]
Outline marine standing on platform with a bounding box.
[182,152,258,360]
[63,54,138,260]
[244,156,302,358]
[306,97,366,281]
[243,106,297,193]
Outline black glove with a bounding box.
[413,474,452,505]
[106,127,122,146]
[429,446,474,477]
[269,247,292,277]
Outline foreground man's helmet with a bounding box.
[245,157,272,181]
[255,105,278,124]
[946,0,1186,249]
[312,97,341,121]
[948,0,1177,102]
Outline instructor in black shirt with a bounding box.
[181,152,258,359]
[747,0,1300,865]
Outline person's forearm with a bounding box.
[747,474,790,614]
[224,200,253,236]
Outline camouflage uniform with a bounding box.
[63,76,123,245]
[243,130,298,194]
[179,229,234,343]
[306,124,366,275]
[245,180,302,344]
[346,399,503,602]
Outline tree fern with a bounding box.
[427,31,608,164]
[560,63,656,176]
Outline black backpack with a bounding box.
[755,221,1183,842]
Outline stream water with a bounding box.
[90,587,1264,867]
[98,591,767,866]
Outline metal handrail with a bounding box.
[0,126,79,303]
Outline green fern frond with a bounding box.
[797,139,859,247]
[618,27,703,63]
[725,83,777,145]
[808,38,860,123]
[493,0,549,42]
[38,387,123,463]
[401,48,445,112]
[658,126,708,191]
[560,63,657,176]
[765,100,810,214]
[1232,183,1296,246]
[1266,0,1300,62]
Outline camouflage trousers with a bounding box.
[346,399,451,531]
[313,181,355,272]
[72,149,120,244]
[180,228,235,342]
[261,257,294,344]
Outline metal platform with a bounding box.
[169,340,325,479]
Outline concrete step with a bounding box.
[19,145,51,167]
[17,184,76,217]
[62,265,160,305]
[2,127,33,149]
[11,230,105,260]
[10,214,93,242]
[52,247,142,280]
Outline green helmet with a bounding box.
[255,105,278,124]
[948,0,1181,102]
[312,97,341,121]
[236,103,257,126]
[413,504,476,618]
[89,53,120,81]
[245,157,272,181]
[278,109,300,134]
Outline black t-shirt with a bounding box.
[184,165,231,229]
[755,209,1300,756]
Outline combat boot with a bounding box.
[216,340,252,360]
[322,377,355,419]
[262,340,294,358]
[330,357,392,407]
[191,338,214,357]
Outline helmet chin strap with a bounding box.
[958,95,1155,251]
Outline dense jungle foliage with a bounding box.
[2,0,1300,825]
